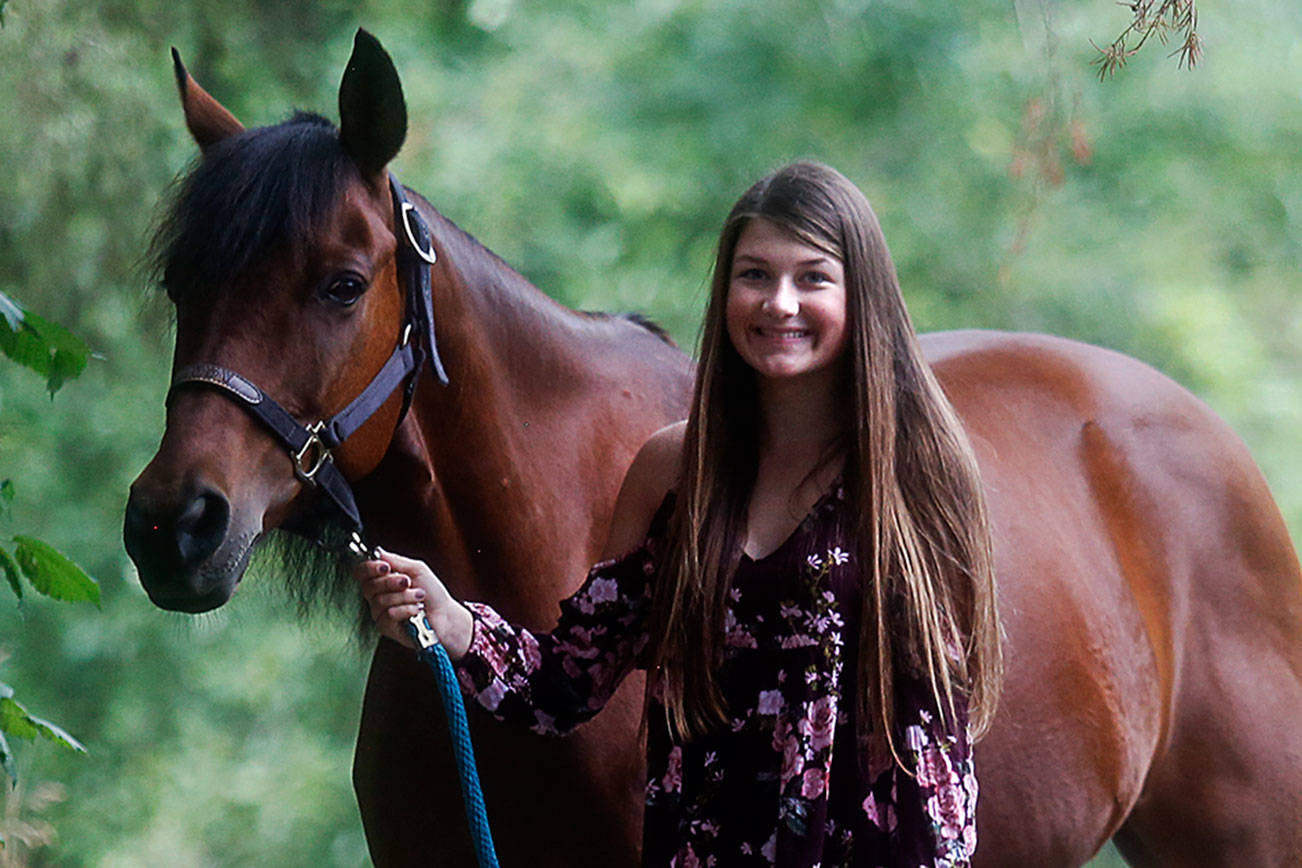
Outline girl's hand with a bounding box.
[353,549,474,659]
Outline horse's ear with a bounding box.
[338,29,408,179]
[171,48,244,152]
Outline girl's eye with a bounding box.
[803,271,832,285]
[319,273,367,307]
[736,268,767,281]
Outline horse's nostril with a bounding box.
[175,489,230,566]
[125,487,231,576]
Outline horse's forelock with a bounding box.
[152,112,358,300]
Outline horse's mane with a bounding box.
[615,312,677,346]
[408,191,679,347]
[150,112,355,298]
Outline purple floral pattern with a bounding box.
[454,486,977,866]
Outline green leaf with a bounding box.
[0,546,20,599]
[0,295,91,395]
[0,697,39,740]
[0,692,39,739]
[0,314,52,378]
[0,697,85,752]
[23,311,90,395]
[24,712,86,753]
[48,347,88,393]
[12,536,99,606]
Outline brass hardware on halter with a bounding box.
[292,421,331,483]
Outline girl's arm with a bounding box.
[354,421,684,733]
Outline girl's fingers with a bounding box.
[385,603,425,624]
[352,558,391,580]
[376,548,436,580]
[361,573,410,598]
[353,549,451,650]
[373,589,425,611]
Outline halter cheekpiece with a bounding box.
[166,174,449,535]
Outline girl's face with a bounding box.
[725,217,849,384]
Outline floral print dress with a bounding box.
[454,482,978,867]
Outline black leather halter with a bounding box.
[167,174,449,534]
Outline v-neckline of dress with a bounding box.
[740,474,843,564]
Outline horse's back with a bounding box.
[922,330,1302,866]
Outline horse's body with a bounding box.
[923,331,1302,866]
[125,32,1302,868]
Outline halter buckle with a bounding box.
[293,421,332,484]
[401,202,438,265]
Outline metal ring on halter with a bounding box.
[293,421,331,483]
[401,202,438,265]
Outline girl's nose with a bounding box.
[763,277,800,316]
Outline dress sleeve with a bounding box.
[902,695,978,867]
[452,541,657,736]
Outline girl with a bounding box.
[356,161,1002,867]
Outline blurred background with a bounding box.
[0,0,1297,865]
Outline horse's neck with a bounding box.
[378,206,616,608]
[423,205,599,437]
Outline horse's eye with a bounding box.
[320,274,367,307]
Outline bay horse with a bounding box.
[124,30,1302,867]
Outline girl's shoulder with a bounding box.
[599,421,684,560]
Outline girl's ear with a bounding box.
[338,28,408,180]
[171,48,244,152]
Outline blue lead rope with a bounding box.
[349,534,499,868]
[405,611,501,868]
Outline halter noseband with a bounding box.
[166,174,449,534]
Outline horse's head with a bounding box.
[126,31,421,612]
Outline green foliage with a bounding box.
[0,282,96,867]
[0,684,86,753]
[0,290,91,396]
[0,0,1296,865]
[0,350,97,811]
[10,536,99,606]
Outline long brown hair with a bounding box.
[645,162,1002,753]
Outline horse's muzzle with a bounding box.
[124,483,242,611]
